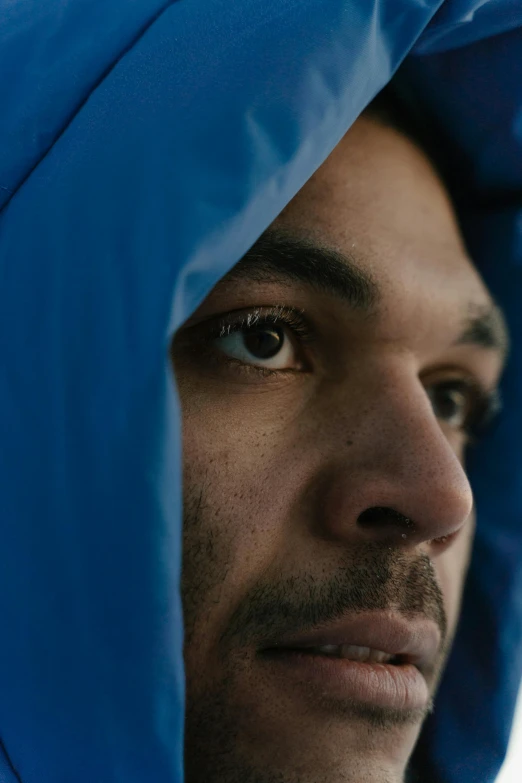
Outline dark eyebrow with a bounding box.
[220,230,380,312]
[219,229,510,362]
[454,304,510,361]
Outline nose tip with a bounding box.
[316,372,476,549]
[319,455,473,548]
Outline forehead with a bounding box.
[204,115,509,366]
[275,115,463,255]
[269,115,497,350]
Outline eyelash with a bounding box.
[198,306,502,443]
[201,305,316,375]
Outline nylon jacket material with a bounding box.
[0,1,521,781]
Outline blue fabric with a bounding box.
[0,1,521,782]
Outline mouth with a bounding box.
[258,611,440,712]
[264,643,407,664]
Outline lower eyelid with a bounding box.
[209,350,300,379]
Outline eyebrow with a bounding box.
[218,230,510,360]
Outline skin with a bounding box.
[171,113,507,783]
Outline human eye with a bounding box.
[427,377,503,445]
[196,305,316,376]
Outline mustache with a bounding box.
[220,543,447,651]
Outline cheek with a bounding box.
[178,374,310,529]
[180,406,300,664]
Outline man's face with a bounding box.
[172,114,508,783]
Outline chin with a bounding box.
[184,664,425,783]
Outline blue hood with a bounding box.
[0,1,521,781]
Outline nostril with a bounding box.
[358,506,416,535]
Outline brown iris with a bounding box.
[243,327,284,359]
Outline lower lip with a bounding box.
[260,650,430,711]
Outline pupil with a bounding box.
[244,327,283,359]
[435,385,467,425]
[438,391,457,418]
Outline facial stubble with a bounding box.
[181,477,450,783]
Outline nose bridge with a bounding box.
[318,366,474,546]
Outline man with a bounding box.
[171,94,509,783]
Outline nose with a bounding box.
[317,376,474,551]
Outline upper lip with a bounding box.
[261,610,441,675]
